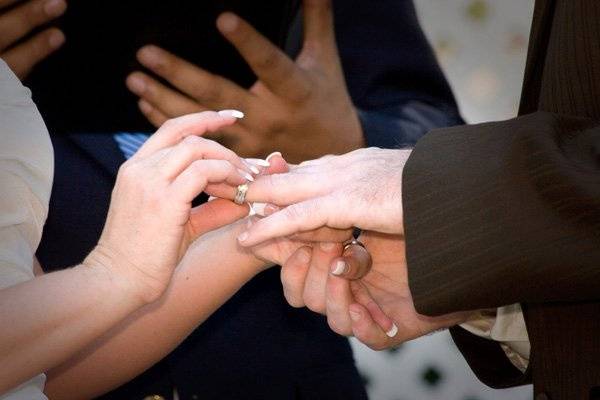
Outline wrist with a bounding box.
[84,244,167,306]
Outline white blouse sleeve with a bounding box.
[0,59,53,399]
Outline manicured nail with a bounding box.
[248,205,256,217]
[127,75,146,94]
[44,0,67,17]
[349,309,361,322]
[243,160,260,175]
[320,242,336,251]
[264,204,280,216]
[266,152,282,162]
[238,169,254,182]
[218,109,244,119]
[208,196,217,202]
[48,30,65,49]
[245,158,271,167]
[251,202,267,217]
[138,46,163,68]
[238,231,249,243]
[217,13,239,33]
[386,323,399,338]
[331,260,348,276]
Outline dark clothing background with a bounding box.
[34,0,461,399]
[402,1,600,398]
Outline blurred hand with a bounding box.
[85,111,254,305]
[228,147,411,247]
[282,232,473,350]
[126,0,363,163]
[0,0,66,79]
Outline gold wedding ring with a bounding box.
[234,183,249,205]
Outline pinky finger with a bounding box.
[170,159,247,203]
[138,99,169,128]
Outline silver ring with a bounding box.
[234,183,249,205]
[343,238,366,252]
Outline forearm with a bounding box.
[0,260,142,395]
[45,220,264,400]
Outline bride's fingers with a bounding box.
[187,198,249,240]
[158,135,252,180]
[169,159,248,203]
[133,111,242,159]
[330,243,372,280]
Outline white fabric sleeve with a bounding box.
[0,59,54,399]
[460,304,530,372]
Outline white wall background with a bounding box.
[351,1,535,399]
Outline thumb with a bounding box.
[330,241,372,280]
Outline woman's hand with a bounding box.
[0,0,67,79]
[85,111,254,304]
[218,147,412,247]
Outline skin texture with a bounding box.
[0,0,66,79]
[227,147,412,247]
[126,0,364,163]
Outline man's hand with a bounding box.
[0,0,66,79]
[126,0,363,163]
[281,232,473,350]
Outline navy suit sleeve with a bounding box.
[333,0,463,148]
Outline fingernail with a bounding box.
[319,242,336,251]
[208,196,217,201]
[44,0,67,17]
[266,152,282,162]
[217,13,239,33]
[238,169,254,182]
[386,323,399,338]
[138,46,163,68]
[243,160,260,175]
[248,205,256,217]
[238,231,249,243]
[349,309,361,322]
[127,75,146,94]
[331,260,348,276]
[48,30,65,49]
[218,109,244,119]
[252,202,267,217]
[138,100,153,114]
[264,204,280,216]
[245,158,271,167]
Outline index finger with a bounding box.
[134,111,241,159]
[216,12,309,101]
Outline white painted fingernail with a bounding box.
[246,158,271,167]
[266,151,282,162]
[331,260,348,276]
[218,109,245,119]
[252,202,267,217]
[386,323,399,338]
[238,231,249,243]
[238,169,254,182]
[208,196,217,202]
[248,204,257,217]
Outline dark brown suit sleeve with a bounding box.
[403,111,600,316]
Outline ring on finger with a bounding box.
[234,183,249,205]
